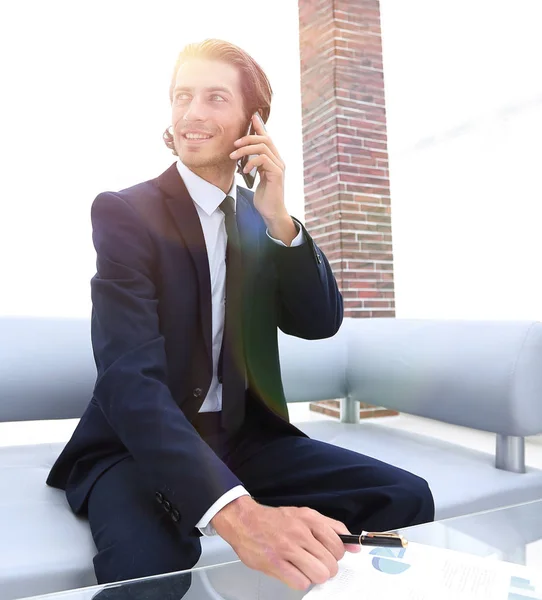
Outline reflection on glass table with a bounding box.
[401,498,542,567]
[19,499,542,600]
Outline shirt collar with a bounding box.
[176,159,237,216]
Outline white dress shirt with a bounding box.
[175,160,304,535]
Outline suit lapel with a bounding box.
[156,163,213,365]
[155,165,264,369]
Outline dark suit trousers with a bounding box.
[87,397,434,597]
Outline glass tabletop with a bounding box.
[400,498,542,568]
[20,499,542,600]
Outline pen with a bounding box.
[339,531,408,548]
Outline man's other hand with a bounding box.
[211,496,360,591]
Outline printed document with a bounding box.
[304,542,541,599]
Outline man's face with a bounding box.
[171,58,248,171]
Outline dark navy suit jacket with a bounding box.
[47,162,343,536]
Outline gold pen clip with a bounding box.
[360,531,408,548]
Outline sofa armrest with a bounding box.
[344,318,542,438]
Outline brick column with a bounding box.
[298,0,397,419]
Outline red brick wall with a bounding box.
[298,0,395,318]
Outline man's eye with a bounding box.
[174,94,189,103]
[210,94,226,102]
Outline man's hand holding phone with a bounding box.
[229,113,297,245]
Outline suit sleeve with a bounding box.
[90,192,242,536]
[269,216,343,339]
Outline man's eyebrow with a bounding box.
[173,86,233,96]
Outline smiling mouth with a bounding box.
[182,134,214,143]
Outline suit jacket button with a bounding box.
[163,500,172,512]
[171,509,180,522]
[193,388,203,398]
[155,492,164,504]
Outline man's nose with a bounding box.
[182,97,207,121]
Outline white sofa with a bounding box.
[1,316,542,600]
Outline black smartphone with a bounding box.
[236,114,261,189]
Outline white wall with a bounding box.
[0,0,304,318]
[380,0,542,319]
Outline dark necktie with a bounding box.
[218,195,246,432]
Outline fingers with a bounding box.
[295,510,343,576]
[303,535,341,579]
[255,542,331,590]
[230,142,284,171]
[274,561,312,591]
[323,516,362,554]
[262,526,336,588]
[286,545,332,586]
[230,505,352,591]
[311,526,346,562]
[250,113,284,165]
[238,546,313,592]
[243,136,285,167]
[243,155,284,178]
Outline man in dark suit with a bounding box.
[47,38,434,595]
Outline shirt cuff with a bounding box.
[266,219,304,247]
[196,486,251,537]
